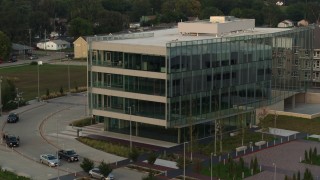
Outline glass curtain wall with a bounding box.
[166,27,313,127]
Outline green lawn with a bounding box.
[0,63,87,101]
[264,115,320,134]
[0,169,31,180]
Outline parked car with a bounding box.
[7,113,19,123]
[9,55,17,62]
[65,53,74,59]
[58,149,79,162]
[89,168,114,180]
[28,54,38,60]
[40,154,60,167]
[3,134,20,147]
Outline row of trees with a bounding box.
[0,0,320,44]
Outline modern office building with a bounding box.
[87,16,313,143]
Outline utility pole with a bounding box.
[28,28,32,54]
[44,29,47,55]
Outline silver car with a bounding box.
[40,154,60,167]
[89,168,114,180]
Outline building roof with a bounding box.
[94,27,292,47]
[50,39,70,45]
[12,43,33,51]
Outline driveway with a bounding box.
[0,94,146,180]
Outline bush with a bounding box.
[142,172,156,180]
[71,117,95,127]
[98,161,112,177]
[80,158,94,173]
[147,152,158,165]
[176,156,191,169]
[30,61,38,65]
[129,148,140,162]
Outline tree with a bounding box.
[129,147,140,162]
[98,161,112,177]
[94,10,125,34]
[257,108,269,141]
[147,152,158,165]
[199,7,224,19]
[2,78,16,110]
[0,31,11,61]
[68,17,93,37]
[80,158,94,173]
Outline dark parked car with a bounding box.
[28,54,38,60]
[65,53,74,59]
[58,149,79,162]
[7,113,19,123]
[3,134,20,147]
[9,55,17,62]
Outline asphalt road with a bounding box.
[0,94,146,180]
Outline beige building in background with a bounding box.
[73,36,88,59]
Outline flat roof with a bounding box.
[98,27,292,47]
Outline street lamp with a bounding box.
[184,141,186,180]
[272,163,276,180]
[37,61,43,101]
[56,115,60,180]
[211,152,213,180]
[68,59,70,94]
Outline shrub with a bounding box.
[147,152,158,165]
[30,61,38,65]
[46,88,50,96]
[129,148,140,162]
[142,172,156,180]
[176,156,191,169]
[98,161,112,177]
[80,158,94,173]
[60,86,64,94]
[71,117,96,127]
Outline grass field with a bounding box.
[0,63,87,101]
[264,115,320,134]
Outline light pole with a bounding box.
[68,59,70,94]
[128,106,133,152]
[211,152,213,180]
[56,115,60,180]
[37,61,43,101]
[0,76,2,116]
[273,163,276,180]
[29,29,32,55]
[184,141,186,180]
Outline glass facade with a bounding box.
[88,26,313,142]
[166,27,313,127]
[90,50,165,73]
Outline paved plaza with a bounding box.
[243,140,320,180]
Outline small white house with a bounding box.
[37,40,70,50]
[277,20,294,28]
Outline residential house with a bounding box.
[73,36,88,59]
[277,20,294,28]
[37,40,70,50]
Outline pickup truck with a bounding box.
[58,149,79,162]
